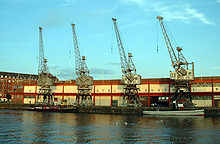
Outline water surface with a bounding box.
[0,109,220,143]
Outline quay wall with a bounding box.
[1,103,220,117]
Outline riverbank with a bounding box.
[0,103,219,117]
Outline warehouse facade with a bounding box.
[9,76,220,107]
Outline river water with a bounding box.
[0,109,220,144]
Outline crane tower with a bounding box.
[112,18,142,107]
[71,23,93,106]
[37,27,54,105]
[157,16,194,109]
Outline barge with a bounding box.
[143,109,205,116]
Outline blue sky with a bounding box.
[0,0,220,80]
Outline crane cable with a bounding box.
[111,24,114,54]
[164,21,179,48]
[156,18,159,54]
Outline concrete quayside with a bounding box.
[1,103,220,117]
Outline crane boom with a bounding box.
[38,27,45,74]
[71,24,89,77]
[156,16,178,68]
[157,16,194,81]
[112,18,129,74]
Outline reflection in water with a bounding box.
[74,113,93,143]
[0,109,220,143]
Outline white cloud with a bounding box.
[213,66,220,70]
[62,0,76,7]
[128,0,145,5]
[217,0,220,3]
[152,2,214,25]
[120,0,213,25]
[185,8,213,25]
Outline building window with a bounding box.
[151,89,154,92]
[5,80,7,83]
[8,85,11,88]
[216,88,219,91]
[108,89,110,92]
[145,89,147,92]
[158,89,160,92]
[102,89,104,92]
[96,90,99,92]
[8,80,11,83]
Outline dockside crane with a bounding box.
[37,27,54,105]
[157,16,194,108]
[112,18,142,107]
[71,23,93,106]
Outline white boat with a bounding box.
[143,109,205,116]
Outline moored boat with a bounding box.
[28,106,77,113]
[143,109,204,116]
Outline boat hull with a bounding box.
[28,106,77,113]
[143,109,204,116]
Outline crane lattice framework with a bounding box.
[71,23,93,106]
[157,16,195,109]
[37,27,54,106]
[112,18,142,107]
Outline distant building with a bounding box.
[0,71,58,103]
